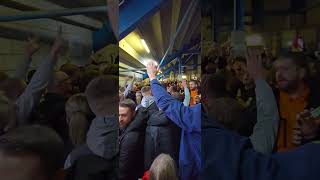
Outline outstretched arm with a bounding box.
[246,48,279,154]
[16,28,63,125]
[182,80,191,106]
[14,37,40,80]
[147,62,200,131]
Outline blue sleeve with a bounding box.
[202,118,320,180]
[150,79,200,132]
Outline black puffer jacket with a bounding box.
[119,108,148,180]
[144,102,181,170]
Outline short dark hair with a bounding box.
[85,75,118,103]
[0,125,64,177]
[170,86,179,93]
[119,99,136,112]
[202,73,227,99]
[141,86,151,93]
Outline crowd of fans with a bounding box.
[0,28,193,180]
[1,0,320,178]
[118,70,201,180]
[202,42,320,152]
[0,25,119,180]
[201,38,320,179]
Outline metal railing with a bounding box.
[0,6,107,22]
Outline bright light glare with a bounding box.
[141,39,150,53]
[182,75,187,79]
[142,59,158,67]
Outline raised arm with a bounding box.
[123,75,135,98]
[147,62,200,131]
[14,37,40,80]
[182,80,191,106]
[246,48,279,154]
[15,28,63,125]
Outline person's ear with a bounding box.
[53,168,65,180]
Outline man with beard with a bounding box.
[274,52,320,151]
[201,49,320,180]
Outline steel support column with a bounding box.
[159,0,198,67]
[233,0,244,30]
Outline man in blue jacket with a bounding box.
[147,62,201,180]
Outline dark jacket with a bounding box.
[144,102,181,170]
[65,145,118,180]
[31,93,72,161]
[65,116,119,180]
[32,93,68,140]
[119,108,148,180]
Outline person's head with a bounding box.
[149,154,178,180]
[274,52,308,92]
[201,73,227,110]
[60,63,81,86]
[169,86,182,101]
[232,56,247,77]
[133,82,141,92]
[136,91,142,102]
[0,125,65,180]
[239,71,254,88]
[79,69,100,92]
[141,86,152,97]
[65,93,93,145]
[189,80,197,91]
[0,77,26,101]
[119,99,136,129]
[85,75,118,117]
[205,61,217,74]
[48,71,72,98]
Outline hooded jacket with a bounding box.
[64,116,119,180]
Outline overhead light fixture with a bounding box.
[141,39,150,53]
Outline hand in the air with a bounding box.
[50,26,65,58]
[246,48,265,81]
[146,61,158,81]
[25,36,40,57]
